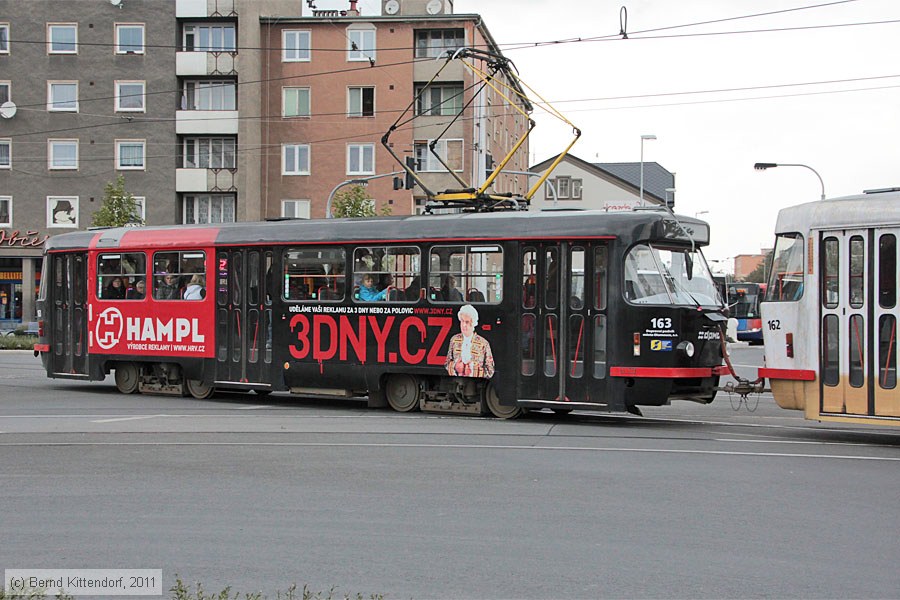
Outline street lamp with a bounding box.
[754,162,826,200]
[325,171,403,218]
[639,134,657,207]
[694,210,709,218]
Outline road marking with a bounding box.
[91,415,166,423]
[0,440,896,461]
[235,405,272,410]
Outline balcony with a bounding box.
[176,51,238,76]
[176,110,239,135]
[176,0,237,18]
[176,168,237,192]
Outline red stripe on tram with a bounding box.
[609,367,715,378]
[758,368,816,381]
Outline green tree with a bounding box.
[330,185,391,218]
[744,250,773,283]
[92,174,143,227]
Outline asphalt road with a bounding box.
[1,349,899,600]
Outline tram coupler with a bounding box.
[721,377,765,398]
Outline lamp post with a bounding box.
[754,162,826,200]
[325,171,403,218]
[639,134,656,207]
[694,210,709,218]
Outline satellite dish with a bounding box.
[110,0,123,6]
[0,101,17,119]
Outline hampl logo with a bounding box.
[94,307,124,350]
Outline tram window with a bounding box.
[522,248,536,310]
[248,252,260,306]
[765,233,804,302]
[593,314,607,379]
[544,248,558,309]
[879,315,897,389]
[429,245,502,304]
[593,246,608,311]
[352,246,420,302]
[822,314,840,387]
[568,314,584,378]
[822,237,839,309]
[521,313,536,376]
[849,314,864,388]
[97,252,146,300]
[849,235,865,309]
[152,251,206,300]
[284,248,346,302]
[569,247,585,310]
[543,314,558,377]
[879,234,896,309]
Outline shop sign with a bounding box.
[0,230,50,247]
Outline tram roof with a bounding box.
[45,208,710,252]
[775,190,900,234]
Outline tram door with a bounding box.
[519,243,608,405]
[50,252,88,376]
[215,249,274,387]
[820,230,874,416]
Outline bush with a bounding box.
[0,588,74,599]
[0,333,37,350]
[170,579,384,600]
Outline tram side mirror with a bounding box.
[685,253,694,280]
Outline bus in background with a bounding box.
[726,282,766,344]
[759,187,900,426]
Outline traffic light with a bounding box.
[404,156,417,190]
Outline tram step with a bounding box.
[421,399,483,415]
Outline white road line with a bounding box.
[715,437,894,448]
[91,415,167,424]
[235,405,272,410]
[0,440,896,461]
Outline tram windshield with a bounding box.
[624,244,723,307]
[765,233,804,301]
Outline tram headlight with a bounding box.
[678,341,695,358]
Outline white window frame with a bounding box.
[183,137,236,169]
[348,86,375,118]
[347,27,375,62]
[283,30,311,62]
[281,199,310,219]
[48,139,78,170]
[0,139,9,169]
[415,82,463,116]
[415,139,463,172]
[0,81,9,105]
[47,196,79,228]
[182,80,236,111]
[571,178,583,200]
[131,196,146,224]
[282,87,310,118]
[115,23,145,54]
[48,23,77,54]
[556,177,571,199]
[282,143,310,175]
[182,194,235,224]
[182,24,236,52]
[0,196,11,227]
[414,28,465,59]
[0,23,9,54]
[48,81,78,112]
[115,80,145,112]
[116,139,146,171]
[347,143,375,175]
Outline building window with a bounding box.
[48,139,78,170]
[281,199,310,219]
[0,24,9,54]
[348,87,374,117]
[556,177,570,199]
[415,83,463,116]
[115,24,144,54]
[116,140,145,170]
[0,81,8,104]
[0,196,10,227]
[48,196,78,228]
[48,81,78,112]
[182,81,236,111]
[115,81,145,112]
[571,178,583,199]
[414,29,464,58]
[282,144,310,175]
[282,87,310,117]
[347,27,375,62]
[347,144,374,175]
[414,139,463,172]
[48,24,77,54]
[132,196,146,224]
[183,24,236,52]
[283,30,310,61]
[0,139,9,169]
[183,194,235,224]
[183,137,236,169]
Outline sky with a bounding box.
[342,0,898,270]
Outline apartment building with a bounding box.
[260,0,531,218]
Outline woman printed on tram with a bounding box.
[104,276,127,300]
[183,274,206,300]
[444,304,495,379]
[126,278,146,300]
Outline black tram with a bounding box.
[35,208,728,418]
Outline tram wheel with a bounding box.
[385,374,421,412]
[484,383,522,419]
[185,378,215,400]
[114,362,140,394]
